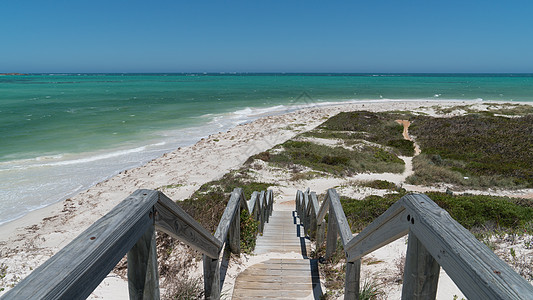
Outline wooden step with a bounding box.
[232,210,322,299]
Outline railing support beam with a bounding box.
[344,259,361,300]
[325,207,338,259]
[128,222,160,300]
[229,206,241,254]
[402,230,440,300]
[203,255,220,300]
[316,219,326,249]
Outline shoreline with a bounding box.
[0,97,475,227]
[1,99,532,297]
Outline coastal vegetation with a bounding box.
[266,140,404,175]
[340,192,533,233]
[315,192,533,296]
[408,113,533,189]
[253,111,416,176]
[302,111,415,156]
[156,104,533,298]
[157,169,272,298]
[177,169,273,248]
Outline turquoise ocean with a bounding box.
[1,73,532,225]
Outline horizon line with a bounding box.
[3,72,533,75]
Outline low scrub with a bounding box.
[178,169,274,249]
[426,192,533,230]
[341,192,533,233]
[194,169,274,200]
[406,154,525,189]
[268,140,404,176]
[410,114,533,188]
[308,111,415,156]
[341,194,402,232]
[240,210,259,254]
[359,180,398,190]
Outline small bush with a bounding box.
[240,210,259,254]
[341,194,402,232]
[180,188,228,234]
[254,151,270,162]
[360,180,397,190]
[269,140,404,176]
[410,114,533,188]
[407,154,528,189]
[386,139,415,156]
[314,111,415,156]
[165,276,204,300]
[341,192,533,233]
[426,192,533,230]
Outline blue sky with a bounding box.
[1,1,532,73]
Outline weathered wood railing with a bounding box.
[296,188,533,300]
[1,188,273,300]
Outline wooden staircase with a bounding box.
[232,209,322,299]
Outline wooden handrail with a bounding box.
[0,189,160,300]
[295,188,533,300]
[1,188,274,300]
[155,192,222,259]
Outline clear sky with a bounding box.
[1,0,532,73]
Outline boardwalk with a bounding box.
[232,208,322,299]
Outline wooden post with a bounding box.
[309,192,318,239]
[203,255,220,299]
[402,231,440,300]
[259,192,265,234]
[303,192,310,235]
[316,219,326,250]
[127,222,160,300]
[295,191,300,216]
[267,190,273,217]
[325,208,338,259]
[263,191,270,223]
[269,190,274,216]
[228,206,240,254]
[344,259,361,300]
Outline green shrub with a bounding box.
[313,111,415,156]
[240,210,259,254]
[341,194,402,232]
[410,114,533,188]
[340,192,533,233]
[386,139,415,156]
[360,180,397,190]
[426,192,533,230]
[194,169,274,200]
[180,188,228,234]
[269,140,404,176]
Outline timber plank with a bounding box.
[233,206,321,299]
[154,192,221,258]
[2,189,159,300]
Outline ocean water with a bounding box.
[1,73,532,225]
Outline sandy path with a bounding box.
[395,119,421,155]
